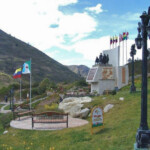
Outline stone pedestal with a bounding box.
[134,143,150,150]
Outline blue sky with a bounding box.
[0,0,149,67]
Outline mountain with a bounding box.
[0,29,81,83]
[67,65,90,78]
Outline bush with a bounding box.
[38,78,51,94]
[111,89,117,95]
[8,83,20,90]
[75,79,88,87]
[44,103,58,111]
[0,113,13,129]
[22,89,29,99]
[0,87,11,99]
[32,87,39,97]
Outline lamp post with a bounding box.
[9,89,12,110]
[130,44,136,93]
[9,88,14,111]
[134,6,150,149]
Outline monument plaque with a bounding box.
[87,67,98,81]
[102,67,113,80]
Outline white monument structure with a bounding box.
[86,46,129,95]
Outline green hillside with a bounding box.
[128,59,150,76]
[0,72,17,89]
[0,77,150,149]
[0,29,81,83]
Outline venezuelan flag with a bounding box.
[13,68,22,79]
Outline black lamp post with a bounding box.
[130,44,136,93]
[134,7,150,149]
[9,89,12,110]
[9,88,14,111]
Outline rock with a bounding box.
[3,130,8,134]
[80,108,90,118]
[104,104,114,113]
[47,91,53,96]
[69,105,82,117]
[59,101,83,114]
[102,97,106,100]
[119,97,124,101]
[58,97,92,118]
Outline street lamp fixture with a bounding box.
[130,44,136,93]
[134,6,150,149]
[135,23,142,49]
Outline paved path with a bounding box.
[10,116,89,130]
[0,103,11,113]
[0,97,47,114]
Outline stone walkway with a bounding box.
[0,102,11,113]
[10,116,89,130]
[0,97,47,114]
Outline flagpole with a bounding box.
[109,37,111,49]
[20,78,21,101]
[30,58,32,110]
[126,39,127,64]
[122,40,124,65]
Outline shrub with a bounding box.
[38,78,51,94]
[44,103,58,111]
[0,113,13,129]
[8,83,20,90]
[0,87,11,99]
[32,87,39,97]
[75,79,88,87]
[111,89,117,95]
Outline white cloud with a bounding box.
[57,13,96,35]
[57,57,92,67]
[0,0,97,51]
[57,37,150,67]
[56,0,78,6]
[72,36,110,61]
[85,4,103,14]
[46,50,60,58]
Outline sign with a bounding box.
[87,67,97,81]
[102,67,113,80]
[91,106,104,134]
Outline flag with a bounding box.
[115,36,118,43]
[22,60,31,74]
[123,32,126,40]
[119,34,123,42]
[110,37,112,45]
[126,32,129,40]
[13,68,22,79]
[113,36,115,44]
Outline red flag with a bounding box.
[126,32,129,40]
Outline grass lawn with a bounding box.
[4,104,11,110]
[0,78,150,150]
[0,104,5,109]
